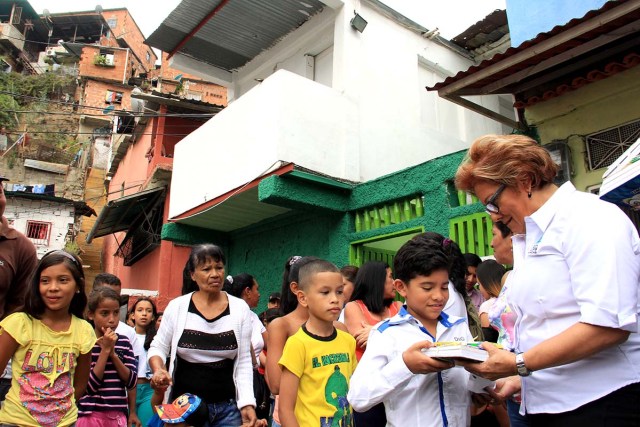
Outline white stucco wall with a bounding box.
[4,198,75,258]
[169,0,507,218]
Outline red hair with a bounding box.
[455,134,558,193]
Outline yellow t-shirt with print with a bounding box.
[0,312,96,427]
[279,326,356,427]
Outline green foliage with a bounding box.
[0,71,77,152]
[0,71,75,106]
[93,55,108,66]
[64,239,81,255]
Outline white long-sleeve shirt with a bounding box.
[510,182,640,414]
[347,307,477,427]
[148,292,256,410]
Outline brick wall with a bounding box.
[101,9,157,73]
[158,53,227,105]
[81,79,133,112]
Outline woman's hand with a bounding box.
[240,405,267,427]
[456,342,516,380]
[150,367,172,391]
[354,322,373,348]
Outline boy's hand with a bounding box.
[402,341,455,374]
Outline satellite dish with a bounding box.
[95,5,103,13]
[102,105,115,114]
[42,8,50,17]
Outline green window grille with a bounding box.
[446,181,478,208]
[354,196,424,232]
[449,212,493,257]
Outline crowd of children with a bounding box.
[0,233,512,427]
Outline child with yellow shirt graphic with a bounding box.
[279,259,357,427]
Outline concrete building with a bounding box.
[137,0,511,309]
[86,92,224,307]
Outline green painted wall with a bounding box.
[226,211,350,313]
[163,149,484,313]
[525,66,640,191]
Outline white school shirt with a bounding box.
[348,306,478,427]
[116,321,145,378]
[509,182,640,415]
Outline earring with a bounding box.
[527,191,532,199]
[76,290,80,294]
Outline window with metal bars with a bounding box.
[26,221,50,245]
[586,119,640,171]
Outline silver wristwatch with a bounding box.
[515,352,532,376]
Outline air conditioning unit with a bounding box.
[45,47,56,57]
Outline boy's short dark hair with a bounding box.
[394,235,450,283]
[93,272,121,289]
[298,259,340,291]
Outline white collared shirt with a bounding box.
[347,307,477,427]
[509,182,640,414]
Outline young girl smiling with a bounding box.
[0,250,95,427]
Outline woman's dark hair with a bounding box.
[263,307,282,324]
[463,253,482,269]
[223,273,256,298]
[476,260,506,298]
[131,297,159,350]
[350,261,393,315]
[280,256,318,315]
[87,286,120,312]
[182,244,226,295]
[494,221,512,239]
[25,250,87,319]
[340,265,359,283]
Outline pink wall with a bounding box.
[101,114,203,305]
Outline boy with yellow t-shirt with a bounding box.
[279,259,357,427]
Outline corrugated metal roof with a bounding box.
[146,0,325,72]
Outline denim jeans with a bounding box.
[507,399,531,427]
[206,399,242,427]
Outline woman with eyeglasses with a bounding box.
[454,134,640,426]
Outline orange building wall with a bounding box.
[157,53,227,105]
[103,115,203,309]
[78,45,130,82]
[101,9,157,73]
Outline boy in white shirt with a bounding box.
[348,235,488,426]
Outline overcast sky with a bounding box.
[27,0,505,39]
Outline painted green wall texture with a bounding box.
[163,149,483,313]
[226,210,350,313]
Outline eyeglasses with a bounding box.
[485,184,506,214]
